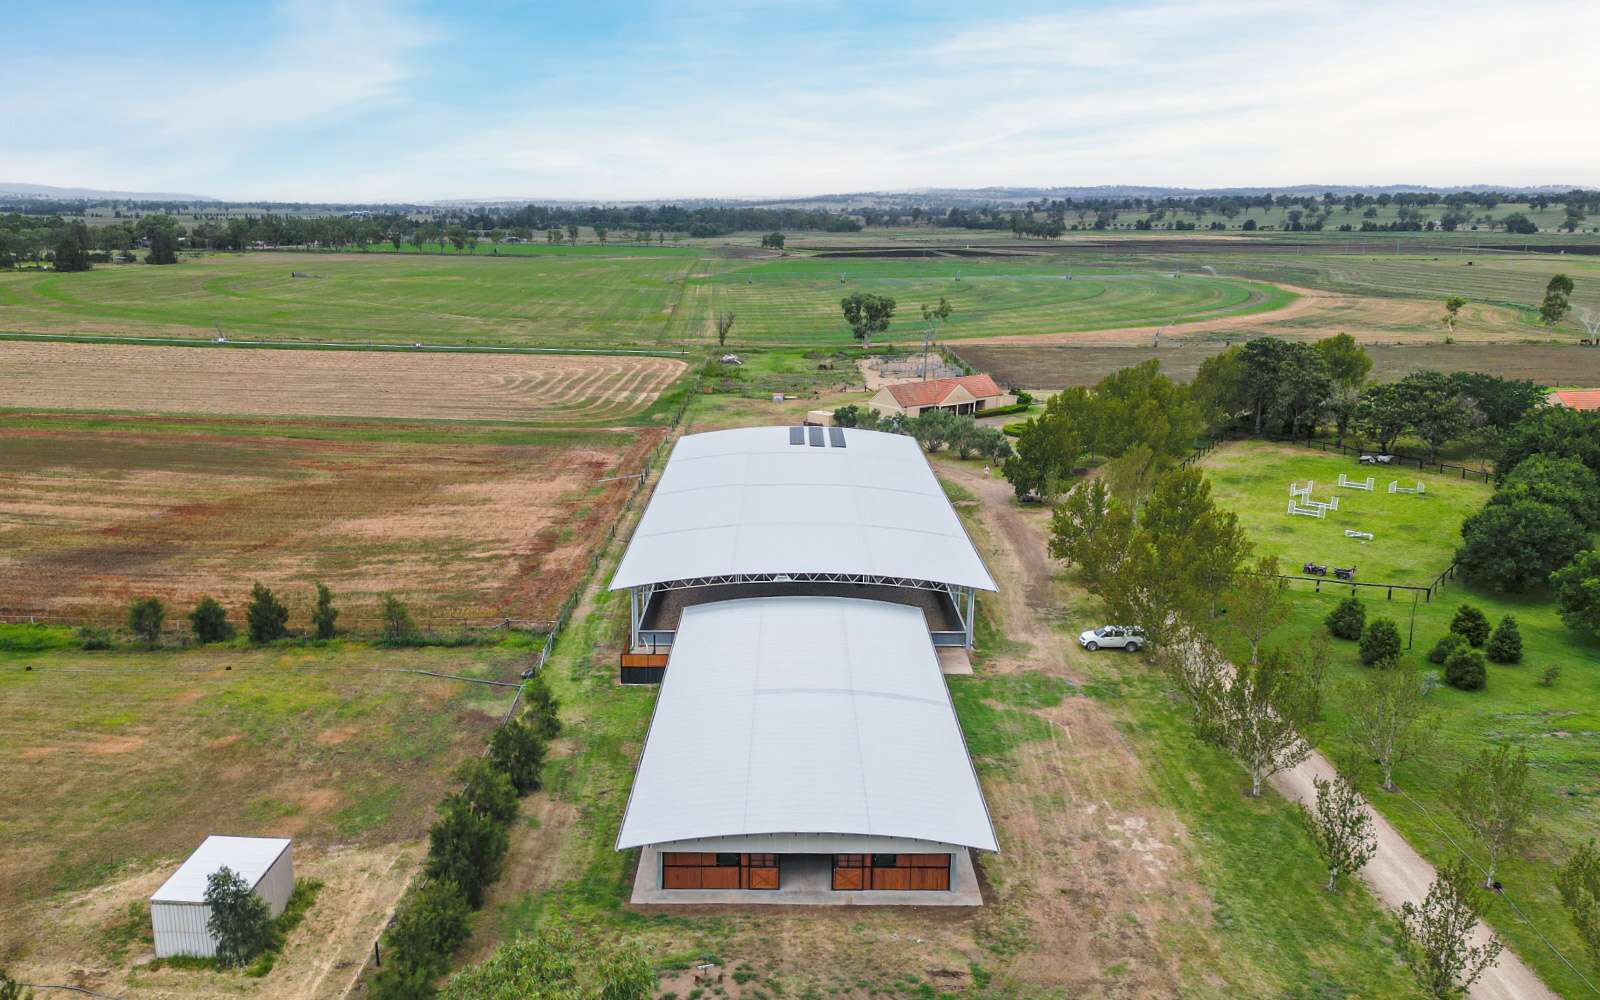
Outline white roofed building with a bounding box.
[613,426,995,680]
[149,836,294,957]
[617,597,994,903]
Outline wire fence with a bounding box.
[1391,785,1600,997]
[1264,435,1494,482]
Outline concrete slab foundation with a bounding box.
[936,647,972,675]
[628,848,983,906]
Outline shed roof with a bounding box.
[610,426,995,591]
[615,597,998,852]
[884,374,1004,409]
[1552,389,1600,411]
[150,836,292,904]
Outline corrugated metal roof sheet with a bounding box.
[610,427,996,590]
[1553,389,1600,411]
[615,597,998,852]
[150,836,292,904]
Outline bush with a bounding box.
[1551,549,1600,639]
[245,582,289,643]
[522,675,562,740]
[77,625,113,650]
[1358,617,1403,665]
[1426,632,1467,665]
[380,594,417,642]
[487,720,547,794]
[189,595,235,644]
[1325,596,1367,640]
[310,583,338,640]
[1448,604,1491,647]
[1542,664,1562,687]
[205,865,272,968]
[455,758,519,825]
[1444,646,1487,691]
[424,800,508,908]
[1486,615,1523,664]
[371,880,473,1000]
[127,597,165,644]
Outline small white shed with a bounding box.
[150,836,294,958]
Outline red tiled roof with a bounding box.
[885,374,1005,408]
[1553,389,1600,411]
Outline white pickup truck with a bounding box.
[1078,625,1146,652]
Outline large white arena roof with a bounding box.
[611,426,995,591]
[615,597,998,852]
[150,836,292,904]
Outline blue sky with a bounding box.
[4,0,1598,202]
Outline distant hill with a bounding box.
[0,182,216,202]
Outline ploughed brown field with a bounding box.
[0,341,686,424]
[952,341,1600,389]
[0,420,662,624]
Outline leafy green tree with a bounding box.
[0,969,34,1000]
[440,928,653,1000]
[1325,596,1366,640]
[920,297,953,343]
[1004,395,1085,501]
[1496,407,1600,482]
[1397,370,1482,463]
[1237,336,1294,433]
[146,228,180,265]
[310,583,338,639]
[1447,743,1533,887]
[425,799,509,908]
[487,719,547,794]
[1444,646,1487,691]
[1353,382,1411,453]
[1556,841,1600,972]
[1457,500,1587,592]
[1314,333,1372,440]
[1345,661,1433,790]
[1272,342,1334,440]
[1399,858,1503,999]
[372,880,473,999]
[1301,764,1376,891]
[713,310,736,346]
[1485,615,1522,664]
[189,595,234,644]
[1489,453,1600,528]
[1094,359,1201,466]
[1190,345,1247,433]
[1448,604,1491,647]
[760,231,785,249]
[566,224,579,245]
[839,292,896,348]
[381,594,418,641]
[1048,478,1134,588]
[1551,550,1600,638]
[127,597,165,643]
[205,865,273,968]
[1541,273,1574,341]
[1442,296,1465,335]
[245,582,289,643]
[1358,617,1402,665]
[1165,640,1314,797]
[521,673,562,739]
[1446,372,1545,432]
[1228,555,1292,664]
[1427,632,1467,665]
[53,221,92,272]
[455,757,519,825]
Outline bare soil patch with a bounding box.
[0,342,685,423]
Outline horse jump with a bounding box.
[1388,480,1425,494]
[1338,473,1375,491]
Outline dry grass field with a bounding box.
[0,342,686,425]
[0,644,518,998]
[0,420,663,623]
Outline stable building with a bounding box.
[150,836,294,958]
[867,374,1016,418]
[612,426,995,682]
[616,596,996,904]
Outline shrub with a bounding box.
[1486,615,1522,664]
[380,594,417,642]
[455,758,519,825]
[488,720,546,794]
[371,880,473,1000]
[424,800,508,908]
[1358,617,1403,665]
[1542,664,1561,687]
[127,597,165,644]
[310,583,338,640]
[1444,647,1487,691]
[189,595,234,644]
[245,582,289,643]
[1551,550,1600,639]
[522,675,562,740]
[1427,632,1467,665]
[77,626,113,650]
[205,865,272,968]
[1326,597,1367,641]
[1448,604,1491,647]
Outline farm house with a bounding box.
[615,597,995,904]
[866,373,1016,418]
[149,836,294,958]
[611,426,996,682]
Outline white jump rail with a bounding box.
[1344,529,1374,540]
[1338,473,1375,491]
[1289,480,1314,498]
[1287,499,1325,518]
[1388,481,1425,494]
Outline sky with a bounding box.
[4,0,1600,203]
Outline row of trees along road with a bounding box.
[1030,358,1595,999]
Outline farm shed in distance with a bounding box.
[149,836,294,958]
[616,596,995,904]
[611,425,995,679]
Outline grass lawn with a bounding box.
[1202,438,1600,997]
[1203,439,1495,586]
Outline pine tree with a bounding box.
[310,583,338,639]
[189,595,235,643]
[1449,604,1491,647]
[1485,615,1522,664]
[1325,596,1366,640]
[245,582,289,642]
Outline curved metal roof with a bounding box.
[610,426,996,591]
[615,597,998,852]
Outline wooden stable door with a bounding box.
[661,852,778,890]
[832,853,951,891]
